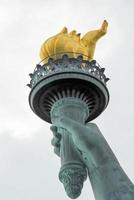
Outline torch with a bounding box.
[28,22,109,199]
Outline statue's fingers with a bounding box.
[50,125,57,133]
[59,116,88,135]
[50,125,61,139]
[58,116,92,150]
[54,146,60,157]
[51,137,60,157]
[51,137,60,147]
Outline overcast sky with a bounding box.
[0,0,134,199]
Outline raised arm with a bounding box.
[51,115,134,200]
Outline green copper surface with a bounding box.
[28,55,134,199]
[51,98,89,198]
[51,101,134,199]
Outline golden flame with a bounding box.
[40,20,108,63]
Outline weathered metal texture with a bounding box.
[51,108,134,200]
[51,99,89,198]
[28,55,134,199]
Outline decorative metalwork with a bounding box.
[27,54,109,88]
[59,164,87,199]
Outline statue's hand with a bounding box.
[55,115,121,168]
[50,125,61,157]
[52,114,101,155]
[51,115,111,168]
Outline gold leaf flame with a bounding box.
[40,20,108,63]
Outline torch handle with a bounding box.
[58,127,87,199]
[50,99,89,198]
